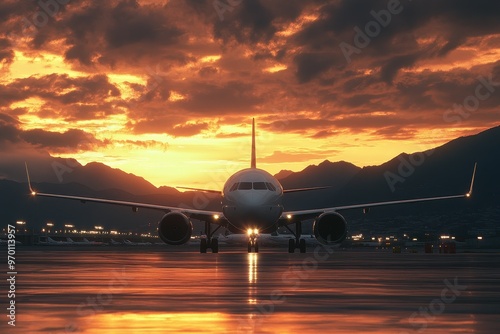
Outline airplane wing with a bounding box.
[25,163,223,222]
[281,163,477,222]
[176,186,222,194]
[283,186,332,193]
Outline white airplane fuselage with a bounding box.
[222,168,283,234]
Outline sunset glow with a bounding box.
[1,1,499,188]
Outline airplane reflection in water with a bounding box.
[14,249,498,333]
[248,253,258,305]
[26,119,477,253]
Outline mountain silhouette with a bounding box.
[1,125,499,233]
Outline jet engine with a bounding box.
[157,212,193,245]
[313,212,347,245]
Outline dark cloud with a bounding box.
[0,74,122,120]
[0,113,104,153]
[20,128,104,152]
[175,81,262,115]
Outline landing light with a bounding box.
[31,191,37,196]
[286,214,292,219]
[466,193,471,198]
[247,228,259,235]
[213,214,220,220]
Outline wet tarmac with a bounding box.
[2,245,500,333]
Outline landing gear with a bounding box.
[211,238,219,253]
[247,229,259,253]
[285,222,307,253]
[200,221,221,253]
[200,238,208,253]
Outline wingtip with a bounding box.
[467,162,477,197]
[24,162,36,196]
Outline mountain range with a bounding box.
[1,125,499,235]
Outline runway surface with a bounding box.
[2,245,500,334]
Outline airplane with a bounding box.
[25,119,477,254]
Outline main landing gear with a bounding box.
[247,228,259,253]
[285,222,307,253]
[200,221,221,253]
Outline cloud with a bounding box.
[0,112,106,153]
[20,128,105,152]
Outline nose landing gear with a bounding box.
[247,228,259,253]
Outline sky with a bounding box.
[0,0,499,188]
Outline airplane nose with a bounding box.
[236,191,267,206]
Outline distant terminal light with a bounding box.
[477,236,483,240]
[440,235,450,239]
[412,238,418,241]
[110,231,118,235]
[47,222,54,227]
[95,226,104,230]
[65,224,74,228]
[16,221,26,225]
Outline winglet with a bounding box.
[24,162,36,196]
[466,162,477,197]
[251,118,256,169]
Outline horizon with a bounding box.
[1,1,499,188]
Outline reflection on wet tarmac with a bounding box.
[5,246,500,333]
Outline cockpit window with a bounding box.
[238,182,252,190]
[253,182,267,190]
[230,182,239,192]
[266,182,276,191]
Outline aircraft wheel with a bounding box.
[299,239,306,253]
[254,241,259,253]
[248,241,253,253]
[288,239,295,253]
[211,238,219,253]
[200,238,208,253]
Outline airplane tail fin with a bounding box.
[251,118,256,169]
